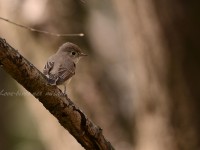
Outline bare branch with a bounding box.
[0,17,84,37]
[0,37,114,150]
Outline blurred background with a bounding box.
[0,0,200,150]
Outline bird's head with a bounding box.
[57,42,87,64]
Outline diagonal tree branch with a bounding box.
[0,37,114,150]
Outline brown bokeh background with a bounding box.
[0,0,200,150]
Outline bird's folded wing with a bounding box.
[56,61,76,84]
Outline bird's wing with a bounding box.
[43,61,54,76]
[56,61,76,84]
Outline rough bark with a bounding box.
[0,37,114,150]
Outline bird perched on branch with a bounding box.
[43,42,87,94]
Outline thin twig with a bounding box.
[0,17,84,37]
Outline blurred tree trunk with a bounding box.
[112,0,200,150]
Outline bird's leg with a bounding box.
[63,84,66,95]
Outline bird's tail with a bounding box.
[47,78,57,85]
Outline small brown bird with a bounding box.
[43,42,87,94]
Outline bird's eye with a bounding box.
[71,51,76,55]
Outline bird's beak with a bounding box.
[80,52,88,56]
